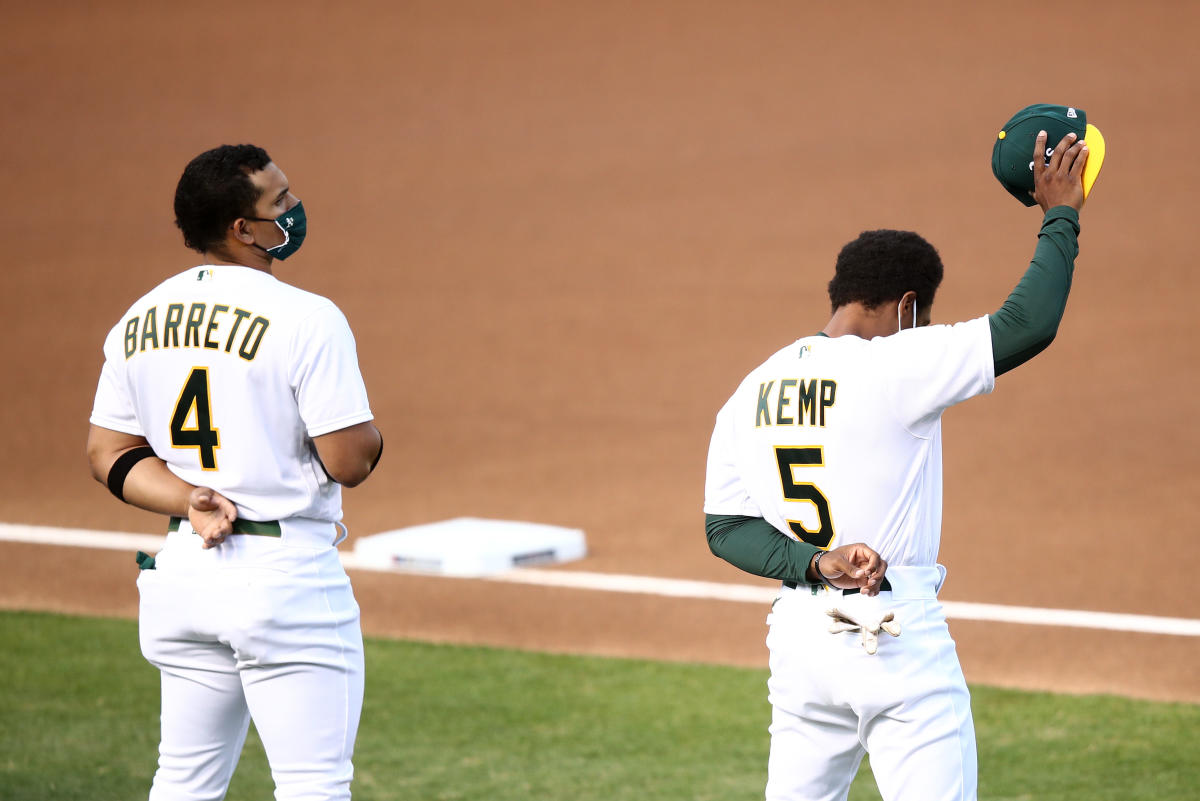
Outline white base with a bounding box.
[351,517,587,576]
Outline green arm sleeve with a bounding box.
[705,513,820,584]
[989,205,1081,377]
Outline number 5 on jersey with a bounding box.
[171,367,220,470]
[775,446,835,549]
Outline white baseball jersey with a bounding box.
[705,316,994,567]
[90,263,374,523]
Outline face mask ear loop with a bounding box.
[913,300,917,330]
[265,222,290,253]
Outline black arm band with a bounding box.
[369,434,384,474]
[106,446,157,503]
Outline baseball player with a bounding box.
[86,144,383,801]
[704,129,1089,801]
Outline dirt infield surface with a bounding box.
[1,2,1197,703]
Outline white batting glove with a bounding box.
[826,608,902,655]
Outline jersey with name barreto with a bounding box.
[90,264,373,524]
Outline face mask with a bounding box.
[250,201,307,260]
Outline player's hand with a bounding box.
[187,487,237,549]
[1033,130,1089,213]
[813,543,888,596]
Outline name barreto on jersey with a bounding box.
[122,303,270,361]
[754,379,837,427]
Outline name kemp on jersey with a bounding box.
[122,301,270,361]
[755,378,837,427]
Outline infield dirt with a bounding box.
[0,1,1196,702]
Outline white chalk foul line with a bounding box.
[0,523,166,552]
[4,522,1199,638]
[485,568,1200,638]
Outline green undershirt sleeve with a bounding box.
[705,513,820,585]
[989,205,1081,377]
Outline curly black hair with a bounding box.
[173,144,272,253]
[827,229,944,312]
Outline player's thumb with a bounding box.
[189,487,216,511]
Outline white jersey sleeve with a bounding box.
[703,398,764,518]
[90,326,144,436]
[288,304,374,438]
[871,315,995,436]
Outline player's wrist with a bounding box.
[807,551,832,585]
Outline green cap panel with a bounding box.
[991,104,1088,206]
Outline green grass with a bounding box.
[0,611,1195,800]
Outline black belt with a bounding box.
[783,576,892,595]
[167,516,282,537]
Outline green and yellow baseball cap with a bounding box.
[991,103,1106,206]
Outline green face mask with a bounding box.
[250,201,307,260]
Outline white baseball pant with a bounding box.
[763,566,976,801]
[137,519,364,801]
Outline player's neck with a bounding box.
[822,303,899,339]
[203,244,275,275]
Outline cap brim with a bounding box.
[1083,123,1106,200]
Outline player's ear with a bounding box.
[895,291,920,331]
[230,218,255,245]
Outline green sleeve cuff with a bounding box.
[989,206,1080,376]
[704,513,820,584]
[1041,204,1080,226]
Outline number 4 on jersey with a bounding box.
[775,446,835,548]
[171,367,220,470]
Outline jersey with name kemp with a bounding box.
[90,264,374,523]
[704,316,995,567]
